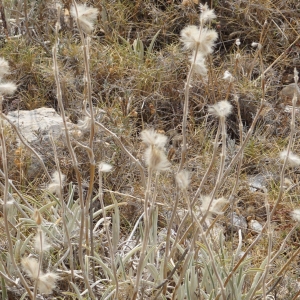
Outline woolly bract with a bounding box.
[70,4,98,34]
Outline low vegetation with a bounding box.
[0,0,300,299]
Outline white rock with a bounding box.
[5,107,71,143]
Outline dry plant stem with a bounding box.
[193,123,221,201]
[98,171,118,299]
[195,212,226,300]
[262,200,272,300]
[170,124,222,257]
[94,120,146,188]
[50,135,74,281]
[72,0,96,257]
[270,94,296,220]
[162,185,180,295]
[0,99,33,299]
[222,94,296,292]
[0,270,20,287]
[0,169,34,210]
[200,116,227,224]
[219,101,264,186]
[33,229,43,300]
[154,248,189,300]
[0,113,51,181]
[171,249,194,300]
[23,0,51,56]
[255,35,300,83]
[229,96,243,258]
[178,37,200,172]
[132,167,153,300]
[52,23,95,299]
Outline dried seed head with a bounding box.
[144,146,171,171]
[280,150,300,167]
[208,100,233,118]
[200,195,228,219]
[99,162,113,173]
[0,82,17,95]
[223,70,234,82]
[47,171,65,197]
[0,58,10,79]
[190,51,207,77]
[33,209,42,226]
[199,3,216,24]
[180,26,218,55]
[37,272,60,295]
[34,230,51,253]
[21,257,40,280]
[176,170,190,189]
[141,129,168,149]
[70,4,98,34]
[291,209,300,222]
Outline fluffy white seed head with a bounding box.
[280,150,300,167]
[223,70,234,82]
[0,58,10,79]
[176,170,190,190]
[37,272,60,295]
[200,195,228,219]
[235,39,241,46]
[141,129,168,149]
[0,82,17,95]
[99,162,113,173]
[190,51,207,77]
[291,209,300,222]
[34,230,51,253]
[208,100,233,118]
[21,257,40,280]
[144,146,171,172]
[47,170,65,197]
[180,26,218,55]
[70,4,98,34]
[199,3,216,24]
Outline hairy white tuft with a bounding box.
[190,51,207,77]
[291,209,300,222]
[70,4,98,34]
[144,146,171,172]
[34,230,51,253]
[200,195,228,219]
[0,58,10,79]
[141,129,168,149]
[176,170,190,190]
[208,100,233,118]
[21,257,40,280]
[199,3,216,23]
[280,150,300,167]
[47,171,65,197]
[37,272,60,295]
[180,26,218,55]
[0,82,17,95]
[99,162,113,173]
[223,70,234,82]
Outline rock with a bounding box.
[4,107,73,179]
[5,107,71,144]
[228,212,248,234]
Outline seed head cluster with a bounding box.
[141,129,171,172]
[180,4,218,78]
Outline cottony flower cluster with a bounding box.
[141,129,171,172]
[0,58,17,95]
[180,4,218,77]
